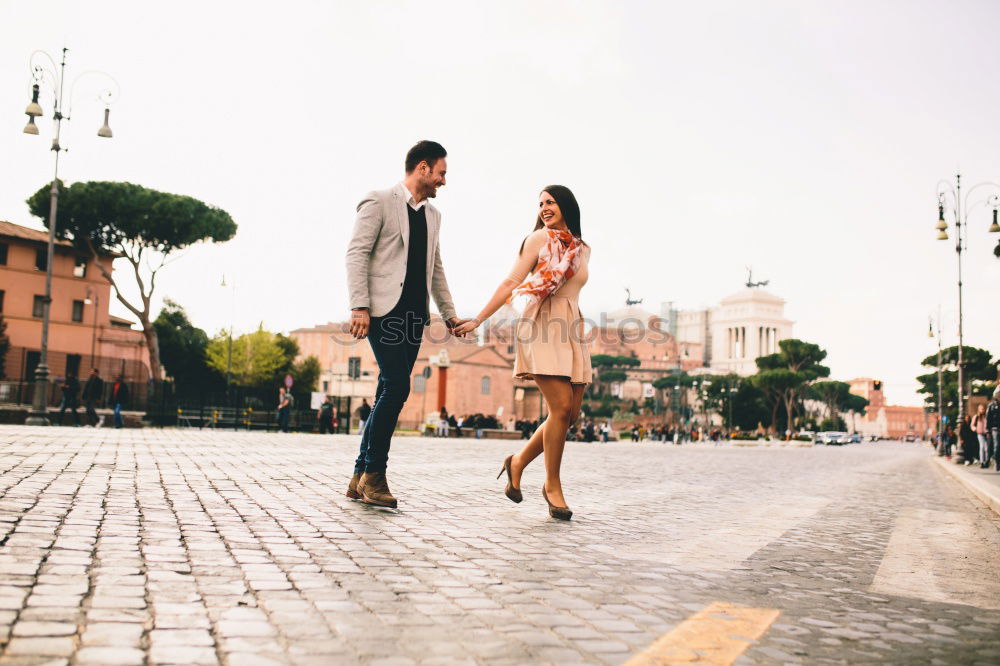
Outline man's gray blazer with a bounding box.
[345,185,457,320]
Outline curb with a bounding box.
[933,455,1000,517]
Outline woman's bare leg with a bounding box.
[532,374,576,507]
[510,380,587,492]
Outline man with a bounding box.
[82,368,104,427]
[111,376,129,429]
[345,140,465,508]
[277,388,292,433]
[318,395,336,434]
[358,398,372,434]
[987,387,1000,471]
[58,372,81,426]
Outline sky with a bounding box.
[2,0,999,405]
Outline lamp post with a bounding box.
[22,48,118,426]
[220,275,236,401]
[935,173,1000,458]
[83,286,99,371]
[928,309,945,455]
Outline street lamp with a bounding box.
[220,275,236,401]
[934,173,1000,457]
[22,48,119,426]
[84,286,99,371]
[928,309,945,456]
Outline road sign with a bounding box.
[284,374,293,389]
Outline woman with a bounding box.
[971,404,990,468]
[454,185,591,520]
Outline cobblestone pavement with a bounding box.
[0,426,998,665]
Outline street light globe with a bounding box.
[989,209,1000,233]
[936,229,949,241]
[25,84,43,118]
[97,108,112,138]
[23,116,39,135]
[935,219,947,231]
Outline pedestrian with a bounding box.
[277,387,292,433]
[456,185,591,520]
[58,372,81,426]
[345,141,464,509]
[318,395,336,434]
[436,406,450,437]
[971,404,990,468]
[110,376,129,429]
[601,422,609,443]
[987,388,1000,471]
[81,368,104,427]
[358,398,372,434]
[959,416,977,465]
[449,414,459,437]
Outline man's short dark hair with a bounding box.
[405,140,447,173]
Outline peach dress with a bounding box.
[508,229,593,385]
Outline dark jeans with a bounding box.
[319,417,335,434]
[59,399,80,426]
[85,400,99,426]
[278,408,290,432]
[354,309,426,474]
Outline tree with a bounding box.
[756,339,830,432]
[751,369,803,434]
[206,326,286,387]
[153,299,223,392]
[589,354,640,396]
[809,381,853,421]
[0,315,8,379]
[27,180,237,381]
[917,345,997,422]
[291,356,321,393]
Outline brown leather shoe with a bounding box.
[359,471,398,508]
[346,473,362,500]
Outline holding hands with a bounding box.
[452,317,481,337]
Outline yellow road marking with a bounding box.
[622,601,781,665]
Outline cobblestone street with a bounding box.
[0,426,998,665]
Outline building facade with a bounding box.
[847,378,933,439]
[676,287,794,376]
[0,221,149,394]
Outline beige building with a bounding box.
[677,287,794,376]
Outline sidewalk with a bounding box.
[933,455,1000,516]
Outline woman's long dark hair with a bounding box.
[519,184,586,256]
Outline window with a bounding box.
[72,300,84,323]
[0,290,4,313]
[35,248,47,271]
[507,344,514,354]
[73,256,87,278]
[33,295,45,318]
[0,243,7,265]
[413,375,426,393]
[322,381,329,393]
[481,376,491,395]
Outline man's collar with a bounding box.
[398,181,426,210]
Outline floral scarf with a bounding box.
[511,228,584,309]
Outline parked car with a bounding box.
[816,431,849,445]
[847,433,862,443]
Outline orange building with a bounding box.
[848,378,933,439]
[0,221,149,399]
[291,315,534,429]
[291,303,706,429]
